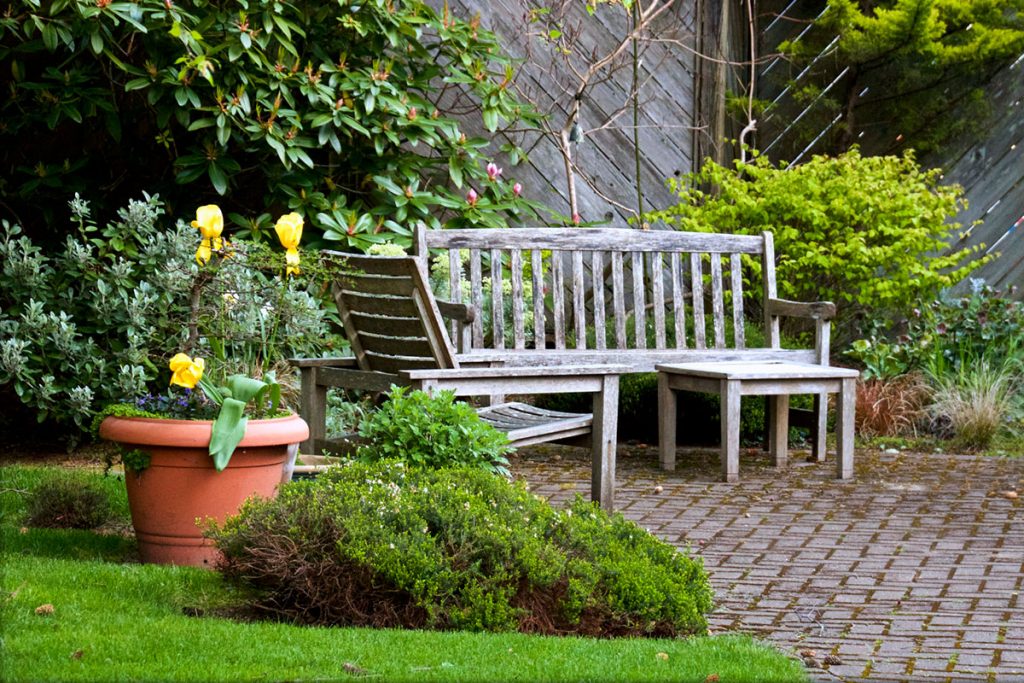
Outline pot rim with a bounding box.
[99,412,309,448]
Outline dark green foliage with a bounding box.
[357,387,511,476]
[210,461,713,636]
[1,0,543,243]
[846,282,1024,379]
[648,149,988,340]
[25,473,112,530]
[764,0,1024,156]
[0,196,331,437]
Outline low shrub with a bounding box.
[647,149,987,340]
[928,359,1022,450]
[855,375,930,438]
[357,387,511,476]
[24,473,111,530]
[210,461,713,637]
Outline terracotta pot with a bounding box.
[99,414,308,568]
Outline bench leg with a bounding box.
[591,375,619,512]
[721,379,740,483]
[658,373,677,471]
[836,378,855,479]
[770,394,790,468]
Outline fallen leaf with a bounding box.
[34,604,54,616]
[19,527,28,534]
[705,675,719,683]
[1003,491,1018,500]
[70,650,84,660]
[822,655,843,666]
[656,652,669,661]
[799,649,817,659]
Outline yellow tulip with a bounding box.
[169,353,205,389]
[275,212,304,276]
[191,205,224,265]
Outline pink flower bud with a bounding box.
[467,188,479,206]
[486,163,503,181]
[512,182,522,197]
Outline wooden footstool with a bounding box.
[657,361,859,482]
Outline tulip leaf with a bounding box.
[209,397,248,471]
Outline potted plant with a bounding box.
[98,206,311,567]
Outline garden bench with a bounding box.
[412,224,838,467]
[292,253,625,510]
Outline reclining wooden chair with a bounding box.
[292,252,625,510]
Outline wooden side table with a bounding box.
[657,361,859,483]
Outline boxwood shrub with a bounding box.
[210,461,713,637]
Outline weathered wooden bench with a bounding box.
[292,253,625,510]
[413,224,838,463]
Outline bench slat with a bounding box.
[652,252,666,349]
[710,253,726,349]
[592,251,607,350]
[573,250,586,349]
[552,252,565,349]
[470,248,484,348]
[612,251,626,348]
[731,253,745,349]
[632,251,646,350]
[448,249,461,341]
[511,249,525,349]
[491,248,504,349]
[671,252,686,349]
[531,249,545,349]
[425,228,765,253]
[690,253,706,349]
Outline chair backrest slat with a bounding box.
[710,253,726,349]
[490,248,505,350]
[591,250,607,351]
[572,251,586,349]
[324,251,457,373]
[651,252,667,349]
[511,249,526,349]
[670,252,686,349]
[611,251,627,348]
[552,252,566,349]
[469,248,484,347]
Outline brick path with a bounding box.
[511,445,1024,682]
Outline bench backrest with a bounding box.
[322,251,459,374]
[414,226,781,353]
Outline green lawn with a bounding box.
[0,465,808,682]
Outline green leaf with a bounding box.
[208,397,248,471]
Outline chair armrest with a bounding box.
[289,357,359,369]
[766,298,836,321]
[436,299,476,324]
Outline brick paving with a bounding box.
[511,445,1024,682]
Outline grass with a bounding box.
[0,464,808,683]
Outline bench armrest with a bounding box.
[436,299,476,324]
[766,298,836,321]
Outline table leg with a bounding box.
[658,373,677,470]
[721,379,740,483]
[813,392,827,462]
[770,393,790,468]
[836,378,855,479]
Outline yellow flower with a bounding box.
[169,353,205,389]
[275,212,304,276]
[191,205,224,265]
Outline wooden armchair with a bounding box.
[292,252,626,510]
